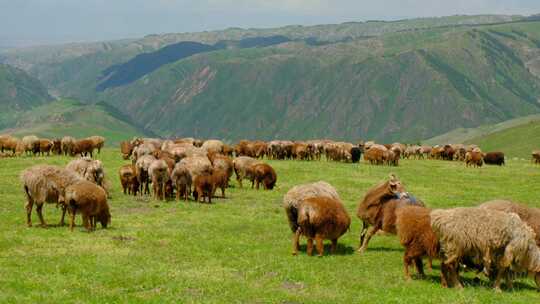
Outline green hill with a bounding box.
[1,99,150,144]
[2,15,540,142]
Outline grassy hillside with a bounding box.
[0,64,52,129]
[1,99,148,144]
[1,150,539,302]
[1,15,540,142]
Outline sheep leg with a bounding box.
[403,254,412,281]
[255,179,260,190]
[315,235,324,257]
[70,209,76,231]
[59,204,67,226]
[493,267,506,292]
[330,239,337,254]
[357,225,379,253]
[36,204,47,227]
[221,187,225,198]
[307,238,314,256]
[25,200,34,227]
[414,257,425,278]
[176,184,180,201]
[82,214,91,231]
[449,262,463,289]
[427,257,433,271]
[292,228,301,256]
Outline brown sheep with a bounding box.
[119,164,139,195]
[120,141,134,160]
[250,163,277,190]
[136,155,156,195]
[72,139,95,158]
[61,180,110,231]
[61,136,76,156]
[292,196,351,256]
[209,153,234,184]
[22,135,39,156]
[51,139,62,155]
[531,150,540,164]
[211,168,228,198]
[465,150,483,167]
[20,165,82,227]
[480,200,540,247]
[171,163,192,201]
[396,205,439,280]
[233,156,262,188]
[179,155,213,181]
[193,173,213,203]
[483,152,505,166]
[356,174,424,253]
[88,136,105,154]
[149,159,170,201]
[38,139,53,156]
[0,135,19,155]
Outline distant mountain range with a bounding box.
[1,14,540,142]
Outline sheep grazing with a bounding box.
[72,138,95,157]
[20,165,82,227]
[21,135,39,156]
[532,150,540,165]
[465,149,483,167]
[0,135,20,155]
[171,163,192,201]
[120,141,134,160]
[61,136,76,156]
[250,163,277,190]
[61,180,110,231]
[356,174,424,253]
[483,152,505,166]
[209,153,233,183]
[480,200,540,246]
[136,155,156,195]
[179,156,213,181]
[396,206,439,280]
[119,164,139,195]
[283,182,349,256]
[51,139,62,155]
[66,157,105,187]
[149,159,170,201]
[233,156,262,188]
[193,173,214,203]
[38,139,53,156]
[431,207,540,290]
[88,136,105,154]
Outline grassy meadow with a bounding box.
[1,148,540,303]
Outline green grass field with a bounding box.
[1,149,539,303]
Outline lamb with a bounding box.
[119,164,139,195]
[356,174,424,253]
[60,180,110,231]
[61,136,76,156]
[250,163,277,190]
[171,163,192,201]
[282,183,350,256]
[233,156,262,188]
[431,207,540,290]
[20,165,82,227]
[136,155,156,195]
[480,200,540,246]
[88,136,105,154]
[149,159,170,201]
[396,205,439,280]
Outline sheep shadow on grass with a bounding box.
[422,273,538,292]
[295,243,355,256]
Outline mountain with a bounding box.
[1,14,540,142]
[0,99,151,144]
[0,64,52,129]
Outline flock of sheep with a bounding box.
[6,134,540,293]
[0,134,105,157]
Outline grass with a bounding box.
[1,148,540,303]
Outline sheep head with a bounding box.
[387,174,404,195]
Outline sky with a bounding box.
[1,0,540,47]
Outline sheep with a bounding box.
[20,165,82,227]
[250,163,277,190]
[283,181,341,235]
[171,163,192,201]
[396,205,439,280]
[88,136,105,154]
[149,159,170,201]
[132,143,156,162]
[21,135,39,156]
[72,139,95,157]
[483,152,505,166]
[193,173,214,203]
[356,174,424,253]
[431,207,540,290]
[179,156,213,181]
[51,139,62,155]
[61,136,76,156]
[282,186,350,256]
[202,139,224,154]
[480,200,540,246]
[120,141,134,160]
[38,139,53,156]
[209,153,233,184]
[531,150,540,164]
[65,157,106,190]
[233,156,262,188]
[60,180,110,231]
[0,135,19,155]
[211,168,228,198]
[119,164,139,195]
[136,155,156,195]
